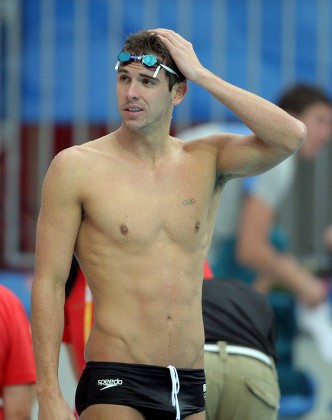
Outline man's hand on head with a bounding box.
[148,28,205,83]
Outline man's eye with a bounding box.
[142,79,155,85]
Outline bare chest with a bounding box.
[80,161,215,247]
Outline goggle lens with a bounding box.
[118,52,159,68]
[141,55,158,68]
[118,51,133,63]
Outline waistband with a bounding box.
[84,361,205,376]
[204,343,272,367]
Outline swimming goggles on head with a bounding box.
[115,51,179,78]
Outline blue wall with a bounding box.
[21,0,332,123]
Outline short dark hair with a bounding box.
[277,84,332,114]
[121,30,186,90]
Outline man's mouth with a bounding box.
[126,106,143,112]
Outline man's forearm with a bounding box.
[194,69,306,154]
[31,282,65,396]
[242,248,326,306]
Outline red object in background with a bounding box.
[204,260,214,279]
[0,285,36,419]
[63,268,93,375]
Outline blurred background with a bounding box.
[1,0,332,418]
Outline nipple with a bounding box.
[120,224,128,235]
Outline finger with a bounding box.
[149,28,187,47]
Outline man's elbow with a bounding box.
[288,120,307,154]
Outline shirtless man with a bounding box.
[31,28,305,420]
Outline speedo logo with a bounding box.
[97,378,123,391]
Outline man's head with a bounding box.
[277,84,332,159]
[116,30,186,91]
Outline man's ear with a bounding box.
[172,81,188,106]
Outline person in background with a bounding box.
[234,85,332,304]
[202,276,280,420]
[233,85,332,368]
[0,284,36,419]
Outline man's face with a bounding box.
[298,102,332,159]
[116,60,176,133]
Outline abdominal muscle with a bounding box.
[81,250,205,370]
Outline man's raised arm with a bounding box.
[152,28,306,176]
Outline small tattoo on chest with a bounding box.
[183,198,196,206]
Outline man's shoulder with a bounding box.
[55,139,100,158]
[51,138,110,170]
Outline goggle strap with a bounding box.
[115,61,120,71]
[153,66,162,78]
[160,63,179,77]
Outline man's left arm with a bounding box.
[152,28,306,176]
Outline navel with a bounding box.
[194,221,200,232]
[120,224,129,235]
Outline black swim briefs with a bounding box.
[75,361,206,419]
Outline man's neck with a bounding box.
[114,126,174,163]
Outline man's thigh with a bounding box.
[185,411,206,419]
[79,404,145,420]
[80,405,205,419]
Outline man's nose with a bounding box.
[126,81,140,100]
